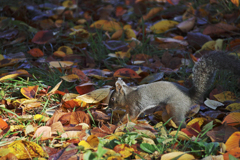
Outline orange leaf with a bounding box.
[223,147,240,160]
[90,20,122,32]
[116,6,127,17]
[27,48,44,58]
[0,118,8,130]
[70,111,90,126]
[113,68,141,78]
[181,122,201,137]
[53,50,66,57]
[231,0,239,7]
[225,132,240,151]
[21,86,38,99]
[113,144,136,158]
[222,112,240,126]
[32,30,53,44]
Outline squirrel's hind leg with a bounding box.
[165,104,187,128]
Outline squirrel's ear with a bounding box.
[115,78,128,94]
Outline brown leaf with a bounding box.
[91,110,110,122]
[207,123,238,142]
[51,121,65,134]
[75,83,95,95]
[21,86,38,99]
[181,122,201,137]
[70,111,91,127]
[46,110,69,126]
[49,143,78,160]
[72,68,89,83]
[91,124,117,137]
[32,30,53,44]
[203,23,239,36]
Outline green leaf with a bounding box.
[140,143,156,154]
[229,154,238,160]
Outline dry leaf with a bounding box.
[76,88,110,103]
[8,140,47,159]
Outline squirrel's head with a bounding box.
[108,78,132,110]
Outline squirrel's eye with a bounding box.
[111,97,115,101]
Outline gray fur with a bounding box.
[109,51,240,127]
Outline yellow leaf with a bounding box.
[72,99,87,107]
[169,131,190,141]
[48,80,63,95]
[49,61,74,68]
[229,52,240,58]
[141,7,163,21]
[125,28,136,39]
[0,69,29,82]
[10,125,25,132]
[106,135,119,140]
[118,144,135,158]
[87,135,99,150]
[214,91,236,102]
[34,114,50,122]
[8,140,47,159]
[161,152,195,160]
[78,140,91,150]
[187,117,206,127]
[115,51,131,59]
[0,54,4,60]
[76,88,110,103]
[61,74,80,82]
[150,20,179,34]
[58,46,73,55]
[123,25,131,29]
[111,29,123,40]
[90,20,122,32]
[226,103,240,111]
[200,40,216,51]
[231,0,239,7]
[0,148,11,157]
[62,0,77,9]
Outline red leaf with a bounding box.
[32,30,53,44]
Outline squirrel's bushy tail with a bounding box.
[190,51,240,102]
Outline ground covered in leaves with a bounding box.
[0,0,240,159]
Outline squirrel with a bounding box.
[108,51,240,127]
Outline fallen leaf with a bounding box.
[27,48,44,57]
[8,140,47,159]
[90,20,122,32]
[150,20,179,34]
[113,68,141,78]
[21,86,38,99]
[32,30,53,44]
[76,88,110,103]
[161,152,195,160]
